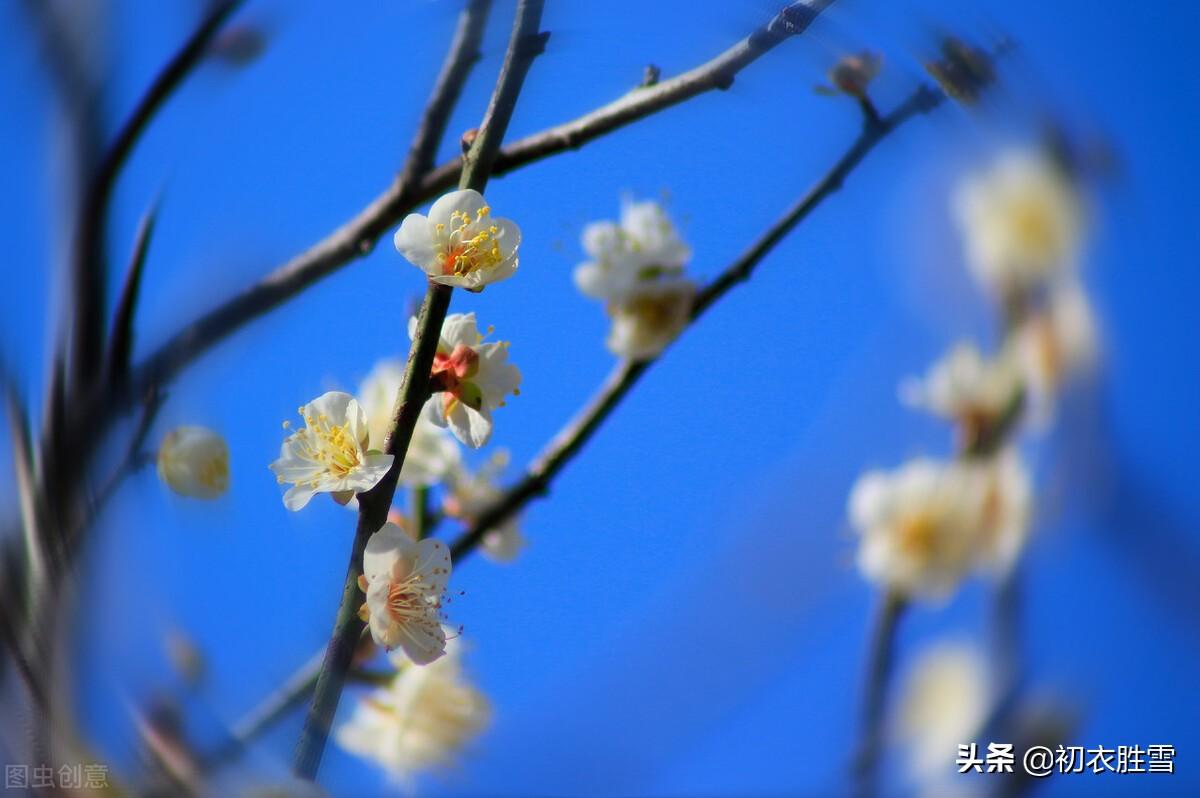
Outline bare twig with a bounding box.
[450,84,944,563]
[124,1,836,407]
[105,204,160,383]
[291,1,547,780]
[851,590,906,798]
[71,0,243,390]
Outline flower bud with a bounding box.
[157,426,230,499]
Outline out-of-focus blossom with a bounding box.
[850,459,991,599]
[975,449,1033,574]
[574,198,691,302]
[1008,281,1098,425]
[157,426,230,499]
[900,342,1022,432]
[269,392,393,511]
[953,150,1084,297]
[443,450,525,563]
[419,313,521,450]
[817,51,882,97]
[358,359,462,486]
[334,637,490,783]
[358,522,451,664]
[606,278,695,360]
[925,36,996,104]
[394,189,520,292]
[896,642,990,783]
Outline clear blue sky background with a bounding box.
[2,0,1199,795]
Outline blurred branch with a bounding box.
[851,590,906,798]
[82,387,165,540]
[292,0,547,780]
[70,0,243,391]
[449,83,944,563]
[124,0,836,406]
[104,203,160,383]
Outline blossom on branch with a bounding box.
[900,342,1023,440]
[269,391,393,511]
[1008,280,1098,426]
[334,637,490,783]
[606,277,696,359]
[418,313,521,449]
[443,450,525,563]
[953,150,1084,298]
[358,359,461,487]
[896,642,989,782]
[358,522,452,664]
[393,189,520,292]
[157,426,229,499]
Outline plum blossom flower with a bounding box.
[1007,281,1098,426]
[975,449,1033,575]
[334,637,490,783]
[849,458,988,599]
[417,313,521,449]
[896,642,989,782]
[899,342,1023,441]
[605,277,695,360]
[269,392,393,511]
[357,522,452,664]
[574,198,691,302]
[443,450,525,563]
[953,150,1084,297]
[358,359,462,486]
[393,189,519,292]
[156,426,229,499]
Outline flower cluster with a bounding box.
[335,637,491,783]
[575,198,696,359]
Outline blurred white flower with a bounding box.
[896,642,990,783]
[269,392,393,511]
[849,458,987,599]
[1008,281,1098,426]
[574,198,691,302]
[394,189,520,292]
[606,278,696,360]
[418,313,521,449]
[900,342,1023,446]
[358,359,462,486]
[953,150,1083,297]
[444,450,525,563]
[359,522,452,664]
[335,637,490,783]
[976,449,1033,575]
[157,426,229,499]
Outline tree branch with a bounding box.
[104,203,160,383]
[291,0,547,780]
[124,1,836,408]
[851,590,906,798]
[449,84,943,563]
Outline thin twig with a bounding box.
[70,0,243,390]
[291,0,547,780]
[851,590,907,798]
[105,203,160,383]
[123,1,836,406]
[450,84,944,563]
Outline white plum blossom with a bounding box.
[849,458,988,599]
[975,449,1033,575]
[334,637,490,784]
[156,426,229,499]
[443,450,525,563]
[953,149,1084,297]
[269,392,393,511]
[393,189,519,292]
[606,278,696,360]
[358,522,452,664]
[896,642,990,783]
[900,342,1023,433]
[1008,280,1098,426]
[417,312,521,449]
[574,198,691,302]
[358,359,462,486]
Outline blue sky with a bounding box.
[2,0,1199,795]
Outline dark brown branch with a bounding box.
[450,84,943,564]
[70,0,243,390]
[104,203,159,383]
[851,590,906,798]
[291,0,547,780]
[125,1,836,406]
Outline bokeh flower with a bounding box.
[418,313,521,449]
[269,391,393,511]
[1008,281,1098,425]
[157,426,229,499]
[574,198,691,302]
[443,450,525,563]
[896,642,990,782]
[358,522,452,664]
[393,189,519,292]
[900,342,1023,442]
